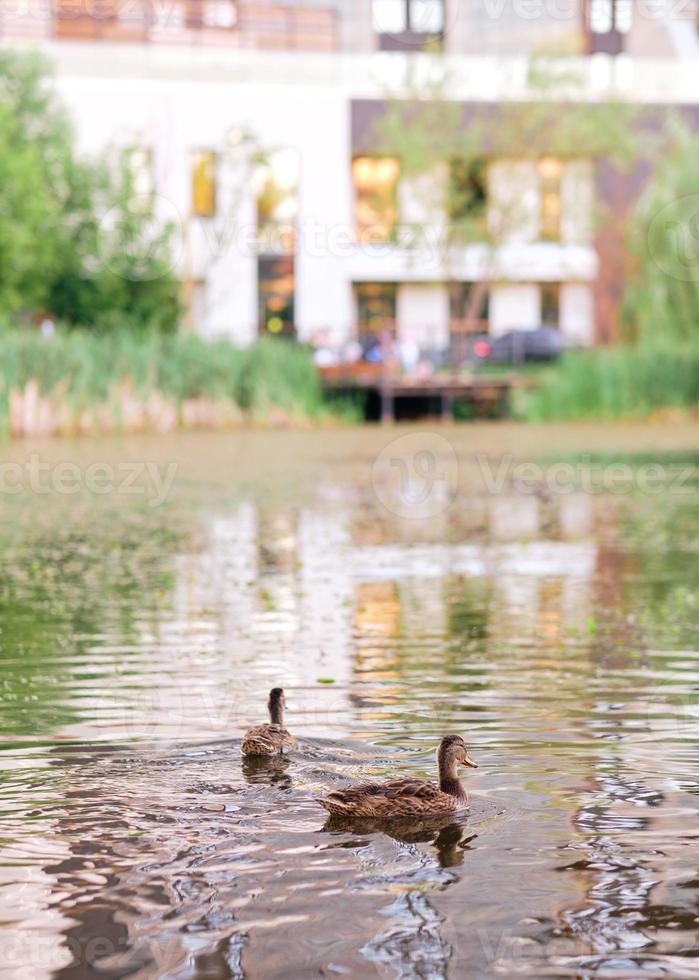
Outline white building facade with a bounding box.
[3,0,698,350]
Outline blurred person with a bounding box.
[398,330,420,375]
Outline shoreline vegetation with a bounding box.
[1,329,697,439]
[1,52,697,437]
[0,331,335,437]
[520,344,699,422]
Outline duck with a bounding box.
[241,687,297,756]
[317,734,477,818]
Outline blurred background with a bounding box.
[1,0,698,428]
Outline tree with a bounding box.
[0,51,180,330]
[370,57,643,339]
[622,114,699,347]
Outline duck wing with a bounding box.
[318,777,457,818]
[241,724,297,756]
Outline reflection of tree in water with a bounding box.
[446,576,491,645]
[618,488,699,650]
[0,510,185,740]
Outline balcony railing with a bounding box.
[0,0,338,48]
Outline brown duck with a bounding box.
[241,688,297,756]
[317,735,477,818]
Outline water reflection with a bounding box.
[0,433,697,978]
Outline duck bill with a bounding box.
[463,754,478,769]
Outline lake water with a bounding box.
[1,424,698,979]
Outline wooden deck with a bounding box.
[319,366,521,422]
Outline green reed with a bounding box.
[520,344,699,421]
[0,328,332,434]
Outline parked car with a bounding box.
[466,326,565,366]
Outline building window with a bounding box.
[185,0,237,28]
[448,157,488,224]
[540,283,560,326]
[449,283,489,327]
[122,147,153,204]
[373,0,444,50]
[256,149,299,255]
[539,157,562,242]
[355,283,397,339]
[587,0,631,53]
[259,256,295,337]
[203,0,237,28]
[589,0,632,35]
[353,156,399,245]
[192,150,217,217]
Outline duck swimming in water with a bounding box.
[317,735,477,818]
[241,687,297,756]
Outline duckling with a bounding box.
[317,735,477,818]
[241,688,297,757]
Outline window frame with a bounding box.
[373,0,445,51]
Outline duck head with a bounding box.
[437,735,478,792]
[268,687,287,725]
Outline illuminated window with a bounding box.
[259,257,295,337]
[353,156,399,244]
[256,149,299,255]
[192,150,217,217]
[539,157,563,242]
[355,282,397,338]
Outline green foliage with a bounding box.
[0,328,327,430]
[372,58,642,249]
[520,345,699,421]
[0,51,180,330]
[622,114,699,346]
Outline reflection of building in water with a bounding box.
[77,488,601,742]
[352,581,402,717]
[489,495,541,541]
[296,503,354,689]
[350,539,596,632]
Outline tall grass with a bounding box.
[520,344,699,421]
[0,328,330,434]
